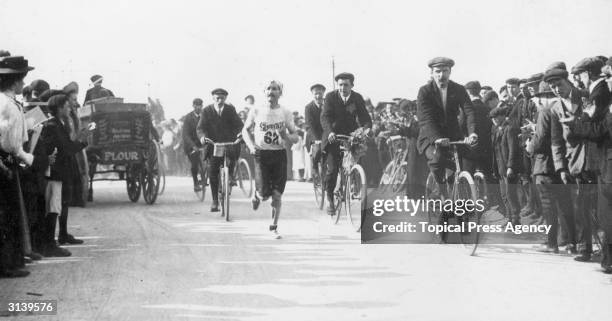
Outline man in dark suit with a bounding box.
[197,88,243,211]
[321,73,372,215]
[83,75,114,105]
[304,83,325,179]
[561,58,612,273]
[526,68,577,254]
[416,57,477,190]
[182,98,204,192]
[461,81,493,175]
[489,103,521,225]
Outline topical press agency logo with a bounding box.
[362,194,552,244]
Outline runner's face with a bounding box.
[265,85,281,103]
[431,66,451,88]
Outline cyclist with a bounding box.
[197,88,243,212]
[416,57,478,194]
[181,98,204,192]
[321,72,372,216]
[304,83,326,181]
[242,80,299,239]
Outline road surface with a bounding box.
[1,177,610,321]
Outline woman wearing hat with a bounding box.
[0,53,35,277]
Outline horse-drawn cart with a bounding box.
[80,99,164,204]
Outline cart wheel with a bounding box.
[142,156,160,205]
[126,165,141,202]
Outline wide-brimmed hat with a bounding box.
[0,55,34,74]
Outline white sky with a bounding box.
[2,0,610,119]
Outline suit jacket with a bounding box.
[41,117,87,182]
[531,106,564,176]
[462,98,492,160]
[416,80,476,153]
[320,90,372,151]
[181,110,202,154]
[83,86,114,105]
[569,111,612,183]
[491,121,521,178]
[196,104,243,144]
[304,101,323,149]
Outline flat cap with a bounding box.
[489,105,508,118]
[244,94,254,101]
[90,74,103,83]
[30,79,50,93]
[543,68,569,83]
[525,73,543,84]
[571,57,604,75]
[310,83,326,92]
[192,98,203,106]
[465,81,481,91]
[334,72,355,82]
[481,85,493,91]
[546,61,566,72]
[427,57,455,68]
[505,78,520,85]
[211,88,228,96]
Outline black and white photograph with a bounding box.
[1,0,612,320]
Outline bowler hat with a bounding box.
[0,55,34,74]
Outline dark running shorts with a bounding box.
[254,149,287,198]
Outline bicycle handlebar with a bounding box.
[204,137,242,146]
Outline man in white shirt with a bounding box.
[242,80,299,238]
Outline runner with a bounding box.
[242,80,299,239]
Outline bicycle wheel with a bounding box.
[391,163,408,193]
[456,171,480,256]
[235,158,253,198]
[332,173,343,224]
[379,162,393,185]
[473,171,488,209]
[425,172,443,242]
[220,166,231,221]
[313,162,324,210]
[346,164,367,232]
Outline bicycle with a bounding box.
[330,134,368,232]
[205,137,242,221]
[424,139,481,256]
[311,140,325,210]
[233,156,253,198]
[379,135,409,192]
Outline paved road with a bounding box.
[1,177,610,321]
